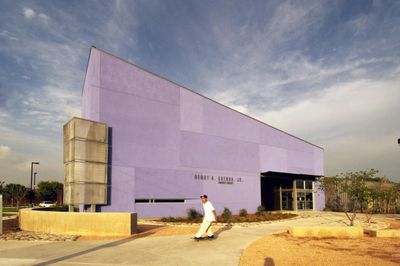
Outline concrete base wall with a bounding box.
[0,195,2,234]
[368,229,400,237]
[19,208,137,236]
[289,226,363,237]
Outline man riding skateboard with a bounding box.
[194,195,217,240]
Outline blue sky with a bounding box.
[0,0,399,185]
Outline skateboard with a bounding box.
[192,236,215,241]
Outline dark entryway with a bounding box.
[260,171,318,211]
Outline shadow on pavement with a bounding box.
[264,257,275,266]
[32,228,161,266]
[214,223,233,239]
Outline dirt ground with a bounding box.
[387,219,400,229]
[2,218,19,233]
[239,228,400,266]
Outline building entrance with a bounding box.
[260,172,317,211]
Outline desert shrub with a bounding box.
[239,208,248,217]
[221,207,232,222]
[187,208,201,221]
[160,216,186,222]
[177,217,186,222]
[161,216,174,222]
[256,205,266,215]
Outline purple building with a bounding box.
[81,46,324,218]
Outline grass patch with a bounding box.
[2,213,15,217]
[2,207,18,212]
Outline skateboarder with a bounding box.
[194,195,217,240]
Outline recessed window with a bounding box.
[135,199,151,203]
[154,199,184,203]
[135,199,185,204]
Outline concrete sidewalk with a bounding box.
[0,213,389,266]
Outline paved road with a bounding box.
[0,213,362,266]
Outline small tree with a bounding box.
[36,181,63,202]
[239,208,248,217]
[320,169,377,226]
[318,175,345,211]
[5,183,27,209]
[221,207,232,222]
[256,205,266,215]
[187,208,201,221]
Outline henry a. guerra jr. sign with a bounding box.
[194,174,243,185]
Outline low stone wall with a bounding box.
[288,226,363,237]
[367,229,400,238]
[19,208,137,236]
[0,194,2,234]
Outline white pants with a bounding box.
[195,220,214,238]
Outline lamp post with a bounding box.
[398,138,400,145]
[30,162,39,190]
[33,172,37,189]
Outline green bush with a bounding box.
[160,216,186,222]
[256,205,266,215]
[161,216,174,222]
[187,208,201,221]
[221,207,232,222]
[239,208,248,217]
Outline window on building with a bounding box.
[135,199,185,204]
[135,199,151,203]
[154,199,185,203]
[306,192,313,209]
[296,180,304,189]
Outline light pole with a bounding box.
[30,162,39,190]
[33,172,37,189]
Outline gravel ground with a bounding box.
[1,218,78,241]
[239,232,400,266]
[239,215,400,266]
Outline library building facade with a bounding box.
[63,47,325,218]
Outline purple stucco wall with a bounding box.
[314,182,326,211]
[81,47,325,217]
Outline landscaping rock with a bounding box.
[0,231,79,242]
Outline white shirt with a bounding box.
[203,201,216,222]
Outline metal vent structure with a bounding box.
[63,117,108,208]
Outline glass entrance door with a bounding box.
[282,191,293,210]
[297,192,306,210]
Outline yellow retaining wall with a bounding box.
[288,226,363,237]
[19,208,137,236]
[368,229,400,238]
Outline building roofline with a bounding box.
[82,45,324,150]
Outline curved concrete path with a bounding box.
[0,212,384,266]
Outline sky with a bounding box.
[0,0,399,186]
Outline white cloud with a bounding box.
[23,7,35,19]
[0,30,18,41]
[22,7,50,23]
[14,160,34,173]
[64,105,81,118]
[0,144,11,159]
[259,78,399,140]
[38,13,50,21]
